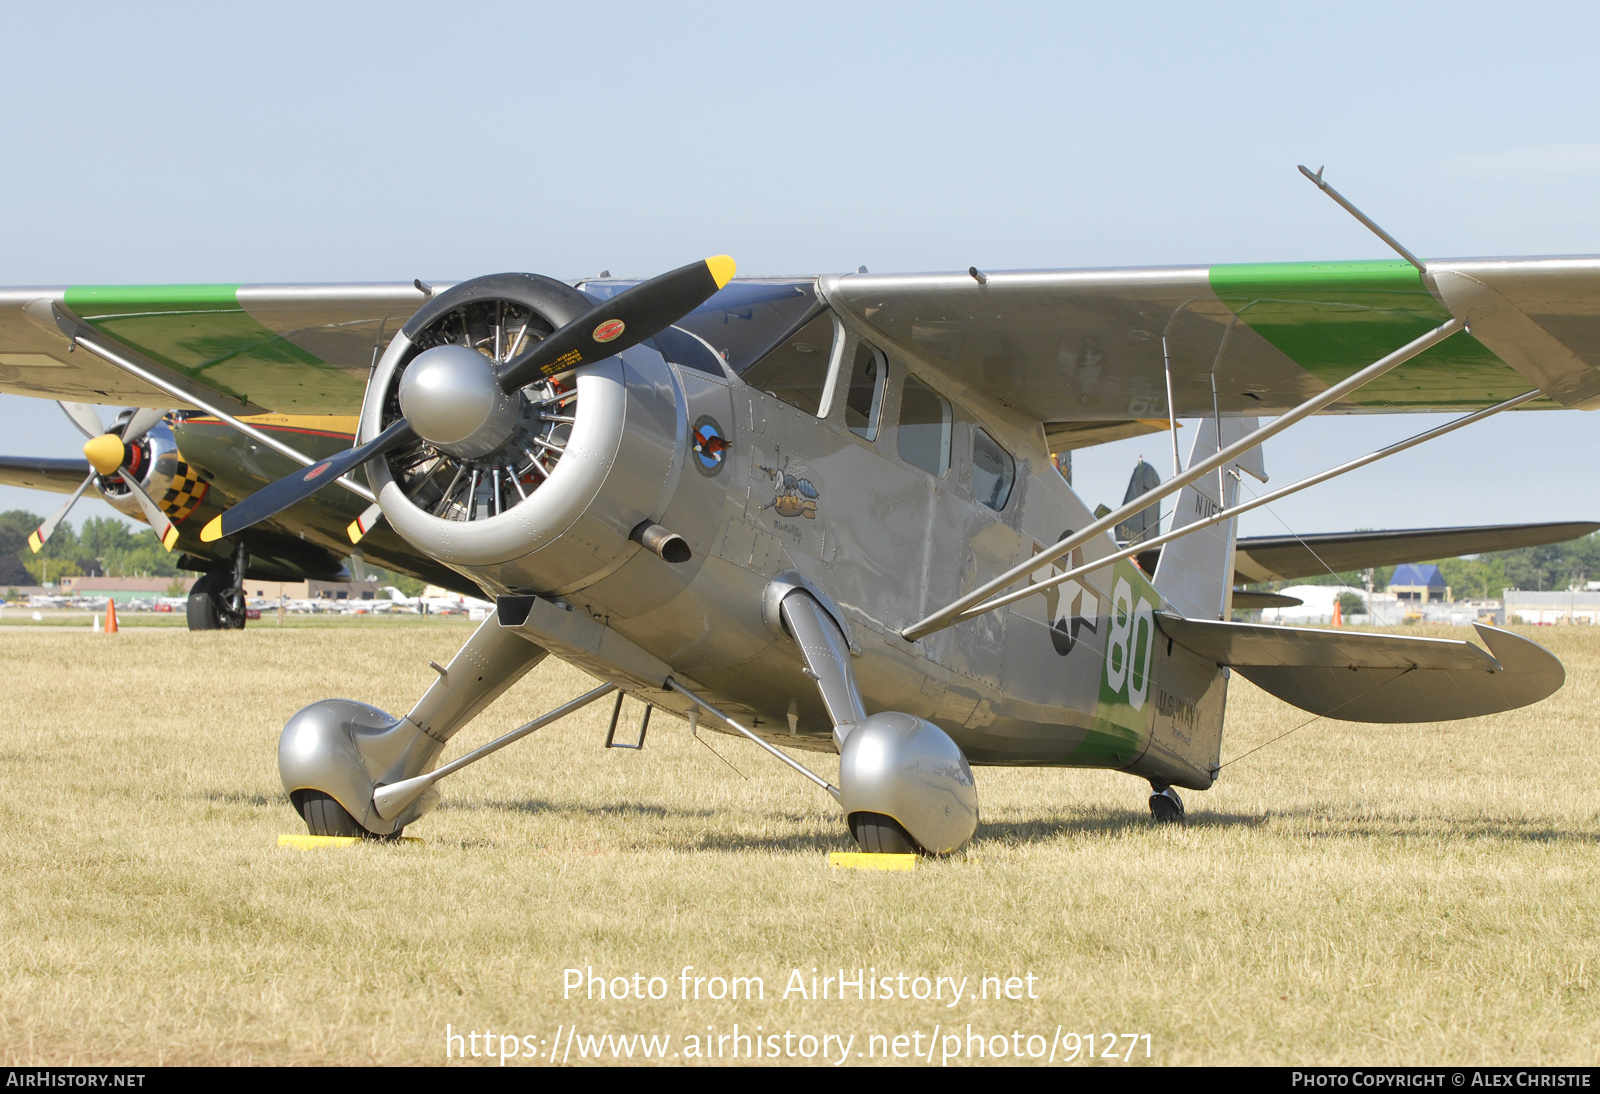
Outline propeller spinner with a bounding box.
[29,404,180,553]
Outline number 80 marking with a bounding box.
[1105,576,1155,712]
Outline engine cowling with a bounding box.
[360,273,721,601]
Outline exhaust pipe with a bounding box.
[630,520,691,563]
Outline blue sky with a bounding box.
[5,2,1600,539]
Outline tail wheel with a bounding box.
[1149,786,1186,824]
[291,789,400,840]
[849,811,919,854]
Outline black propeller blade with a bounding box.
[201,419,416,543]
[496,256,735,392]
[203,255,735,543]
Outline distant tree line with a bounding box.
[0,508,428,597]
[0,509,181,586]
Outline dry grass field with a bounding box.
[1,619,1596,1066]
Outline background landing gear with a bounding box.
[186,571,245,630]
[186,544,249,631]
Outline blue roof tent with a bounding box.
[1390,563,1447,589]
[1390,563,1451,604]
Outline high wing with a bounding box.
[7,258,1600,426]
[1232,520,1600,585]
[819,258,1600,443]
[0,284,434,412]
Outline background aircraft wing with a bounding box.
[821,258,1600,429]
[0,455,92,493]
[1229,590,1305,610]
[1231,520,1600,585]
[0,284,433,413]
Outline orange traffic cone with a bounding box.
[1332,598,1343,628]
[105,599,119,634]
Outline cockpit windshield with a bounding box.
[578,277,821,375]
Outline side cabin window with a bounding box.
[844,340,888,441]
[897,374,951,477]
[971,427,1016,511]
[739,309,838,415]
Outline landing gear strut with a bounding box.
[186,543,249,631]
[778,589,979,855]
[1148,781,1185,824]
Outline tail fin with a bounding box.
[1115,459,1164,545]
[1151,417,1265,619]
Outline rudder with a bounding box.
[1150,417,1265,619]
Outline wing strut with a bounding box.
[937,388,1541,625]
[901,314,1467,641]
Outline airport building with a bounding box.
[242,578,381,601]
[57,575,197,602]
[1503,590,1600,625]
[1388,563,1451,604]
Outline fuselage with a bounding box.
[349,276,1229,788]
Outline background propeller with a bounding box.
[30,403,179,553]
[204,254,735,543]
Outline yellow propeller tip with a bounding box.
[200,516,224,543]
[82,433,126,476]
[706,255,736,289]
[28,531,42,553]
[161,527,179,551]
[346,519,365,544]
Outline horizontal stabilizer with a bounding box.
[1157,614,1563,722]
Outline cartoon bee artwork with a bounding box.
[757,451,820,519]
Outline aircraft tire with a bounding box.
[1148,787,1186,824]
[186,571,245,631]
[293,789,400,840]
[849,812,919,854]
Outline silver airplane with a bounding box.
[2,173,1597,852]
